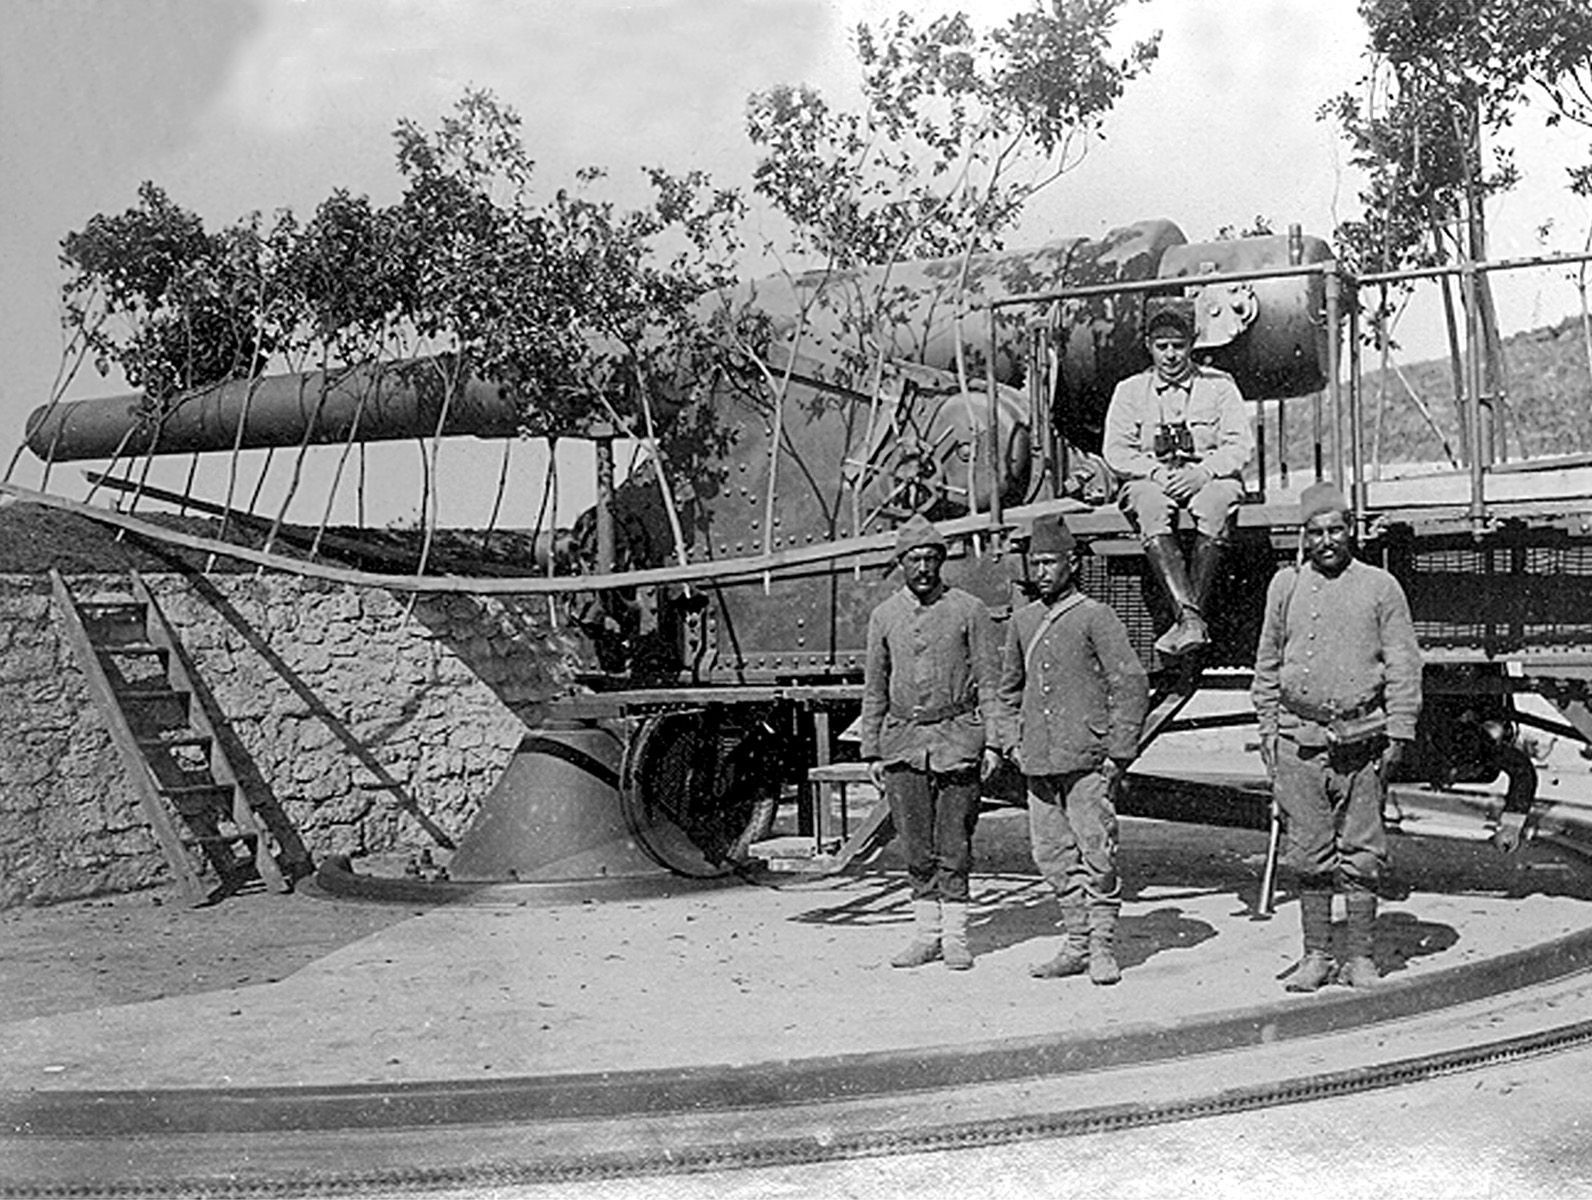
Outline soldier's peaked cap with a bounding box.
[1028,513,1076,557]
[895,513,947,557]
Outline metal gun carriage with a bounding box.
[20,218,1592,885]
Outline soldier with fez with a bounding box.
[996,514,1148,985]
[860,513,1002,971]
[1103,297,1254,657]
[1253,481,1422,990]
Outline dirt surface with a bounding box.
[3,808,1585,1032]
[0,883,425,1022]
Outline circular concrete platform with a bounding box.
[3,811,1591,1195]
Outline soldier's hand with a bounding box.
[867,760,886,790]
[980,748,1001,781]
[1492,810,1529,854]
[1259,734,1279,779]
[1166,464,1210,502]
[1380,737,1411,781]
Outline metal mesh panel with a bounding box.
[1405,534,1592,653]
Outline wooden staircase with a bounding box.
[51,568,295,905]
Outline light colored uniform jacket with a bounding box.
[1103,365,1254,483]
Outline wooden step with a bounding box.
[186,830,258,848]
[137,732,212,749]
[77,596,142,611]
[95,642,168,658]
[158,782,236,817]
[117,682,185,697]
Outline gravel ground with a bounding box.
[0,884,424,1022]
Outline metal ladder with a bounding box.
[50,568,294,905]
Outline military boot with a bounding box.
[890,899,942,968]
[1285,885,1336,993]
[1144,535,1207,656]
[1340,888,1381,987]
[941,900,974,971]
[1087,901,1122,986]
[1188,533,1225,636]
[1028,899,1090,979]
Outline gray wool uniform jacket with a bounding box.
[859,584,1002,772]
[1252,558,1423,747]
[996,591,1149,776]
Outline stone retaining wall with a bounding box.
[0,573,581,908]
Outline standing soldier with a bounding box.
[1252,481,1422,991]
[997,514,1149,985]
[860,514,1002,971]
[1103,297,1254,656]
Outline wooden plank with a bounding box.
[824,804,894,873]
[807,762,873,783]
[1139,666,1203,750]
[85,471,536,578]
[811,708,834,848]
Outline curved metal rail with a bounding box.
[4,1004,1591,1196]
[6,939,1592,1197]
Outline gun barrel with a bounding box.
[25,358,522,463]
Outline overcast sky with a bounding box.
[3,0,1588,526]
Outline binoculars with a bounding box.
[1153,422,1196,462]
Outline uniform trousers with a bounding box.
[881,763,980,903]
[1274,734,1389,884]
[1119,475,1245,539]
[1026,769,1119,903]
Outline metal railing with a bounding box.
[983,247,1592,539]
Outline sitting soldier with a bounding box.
[1103,297,1254,656]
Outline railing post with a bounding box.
[593,426,616,574]
[1322,272,1342,487]
[1346,274,1367,539]
[987,304,1003,531]
[1461,255,1487,535]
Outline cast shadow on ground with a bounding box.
[1380,831,1592,902]
[1370,910,1460,978]
[780,803,1588,975]
[783,872,1219,972]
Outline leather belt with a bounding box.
[890,697,977,725]
[1283,695,1381,725]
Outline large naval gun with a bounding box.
[27,218,1561,886]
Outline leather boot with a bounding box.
[1285,885,1335,992]
[1028,899,1090,979]
[1087,902,1122,986]
[1340,888,1380,987]
[890,899,942,968]
[1189,533,1225,621]
[941,900,974,971]
[1143,535,1207,656]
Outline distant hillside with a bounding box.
[1276,313,1592,470]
